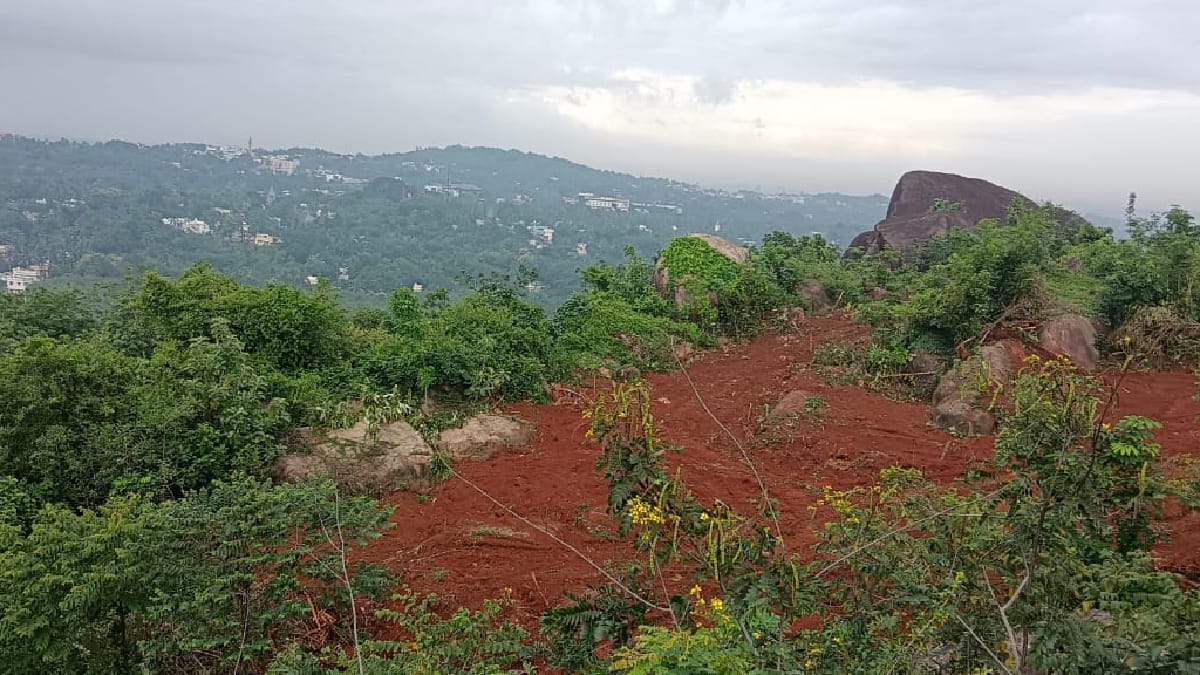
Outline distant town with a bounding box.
[0,136,888,301]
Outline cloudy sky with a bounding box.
[3,0,1198,213]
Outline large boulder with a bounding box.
[1038,313,1100,372]
[436,414,534,461]
[848,170,1089,255]
[688,233,750,264]
[653,234,749,307]
[907,350,946,376]
[800,280,833,313]
[277,420,433,494]
[930,345,1012,436]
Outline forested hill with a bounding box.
[0,136,888,306]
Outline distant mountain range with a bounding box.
[2,136,1134,307]
[0,137,890,306]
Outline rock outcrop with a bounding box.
[800,281,833,313]
[435,414,534,461]
[277,420,433,494]
[849,170,1088,255]
[688,233,750,265]
[653,234,749,307]
[930,345,1012,436]
[1038,314,1100,372]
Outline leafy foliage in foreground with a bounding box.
[572,362,1200,674]
[0,479,392,674]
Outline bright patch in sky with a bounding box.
[530,71,1200,163]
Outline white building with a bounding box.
[263,156,300,175]
[2,264,48,294]
[162,217,212,234]
[579,193,631,211]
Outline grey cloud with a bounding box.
[6,1,1198,92]
[1,0,1198,212]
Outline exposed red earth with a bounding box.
[355,313,1200,637]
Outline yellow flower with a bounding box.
[709,598,724,613]
[700,512,710,521]
[689,584,702,597]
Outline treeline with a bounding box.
[1,198,1199,672]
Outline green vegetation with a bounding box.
[659,237,744,290]
[930,197,966,213]
[2,156,1199,673]
[0,136,886,308]
[854,198,1200,361]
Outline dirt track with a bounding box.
[358,314,1200,631]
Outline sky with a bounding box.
[2,0,1198,213]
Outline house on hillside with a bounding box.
[579,192,630,211]
[2,263,49,294]
[424,183,482,198]
[262,155,299,175]
[162,217,212,234]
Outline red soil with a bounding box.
[358,313,1200,631]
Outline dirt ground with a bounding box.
[357,313,1200,634]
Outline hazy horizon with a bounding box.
[4,1,1197,214]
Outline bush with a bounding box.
[1109,305,1200,367]
[755,231,866,305]
[121,264,350,371]
[0,479,393,674]
[554,293,705,371]
[360,285,558,400]
[0,327,292,509]
[906,210,1053,351]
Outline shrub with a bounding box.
[0,479,393,673]
[360,285,558,400]
[906,210,1053,351]
[121,264,349,371]
[755,231,865,305]
[553,293,705,371]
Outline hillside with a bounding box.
[0,136,888,306]
[3,190,1200,672]
[366,313,1200,628]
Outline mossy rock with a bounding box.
[653,235,749,305]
